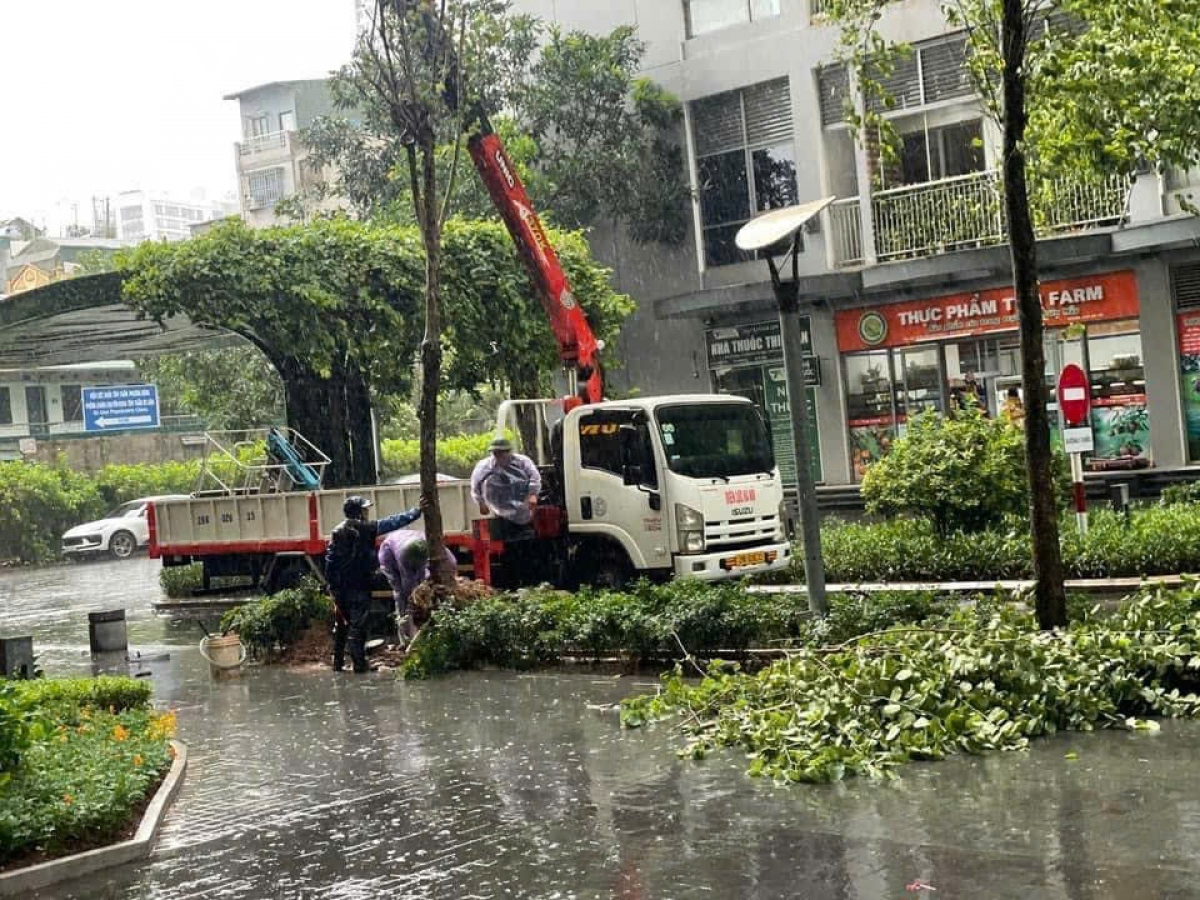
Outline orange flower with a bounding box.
[111,724,129,742]
[63,794,73,805]
[133,754,144,767]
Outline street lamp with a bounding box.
[735,196,835,616]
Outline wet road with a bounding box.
[6,558,1200,899]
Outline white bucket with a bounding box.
[199,633,246,678]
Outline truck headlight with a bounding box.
[675,504,705,554]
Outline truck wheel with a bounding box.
[592,550,632,591]
[109,530,137,560]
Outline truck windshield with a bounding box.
[655,403,775,479]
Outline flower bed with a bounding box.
[0,677,175,868]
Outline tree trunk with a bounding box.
[1002,0,1067,629]
[341,356,378,485]
[509,363,544,460]
[277,356,376,488]
[416,145,455,589]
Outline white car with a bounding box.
[61,495,191,560]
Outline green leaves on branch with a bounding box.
[860,408,1069,535]
[621,587,1200,783]
[308,14,690,244]
[116,217,630,405]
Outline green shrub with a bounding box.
[159,563,204,598]
[220,578,332,656]
[381,432,495,479]
[92,461,200,507]
[0,462,105,564]
[621,586,1200,782]
[403,579,953,678]
[861,408,1068,535]
[0,682,34,774]
[14,676,153,723]
[1161,481,1200,506]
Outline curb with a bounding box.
[0,739,188,898]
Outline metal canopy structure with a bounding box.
[0,272,238,369]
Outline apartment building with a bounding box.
[113,191,237,243]
[225,80,340,227]
[507,0,1200,487]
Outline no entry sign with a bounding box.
[1057,364,1092,428]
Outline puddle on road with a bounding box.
[10,560,1200,899]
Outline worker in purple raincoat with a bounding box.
[378,530,456,642]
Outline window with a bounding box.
[685,0,780,37]
[579,410,659,488]
[62,384,83,423]
[692,78,796,267]
[899,119,984,185]
[0,388,10,425]
[279,110,296,132]
[247,168,286,208]
[247,114,270,138]
[655,403,773,479]
[819,34,971,128]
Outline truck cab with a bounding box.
[550,395,792,585]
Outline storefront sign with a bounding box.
[765,367,821,485]
[835,270,1140,352]
[706,319,811,370]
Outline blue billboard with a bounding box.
[83,385,160,432]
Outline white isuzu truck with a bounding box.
[149,396,792,593]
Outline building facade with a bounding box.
[112,191,237,243]
[224,80,342,227]
[509,0,1200,487]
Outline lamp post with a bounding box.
[735,198,835,616]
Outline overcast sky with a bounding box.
[1,0,355,233]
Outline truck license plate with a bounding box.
[722,550,776,570]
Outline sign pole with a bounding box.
[771,246,827,617]
[1057,363,1093,536]
[1070,451,1088,535]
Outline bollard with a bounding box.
[0,637,34,679]
[1110,483,1132,526]
[88,609,128,655]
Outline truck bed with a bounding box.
[150,481,479,557]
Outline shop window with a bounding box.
[845,351,896,480]
[692,78,796,267]
[893,346,943,419]
[1086,325,1149,469]
[0,388,10,426]
[61,384,83,423]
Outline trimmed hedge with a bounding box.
[380,432,494,480]
[402,580,954,678]
[816,505,1200,583]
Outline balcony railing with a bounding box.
[830,169,1130,267]
[238,131,292,157]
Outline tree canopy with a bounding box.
[115,217,631,484]
[300,21,689,243]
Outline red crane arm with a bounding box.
[467,133,604,409]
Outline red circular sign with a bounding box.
[1057,364,1092,427]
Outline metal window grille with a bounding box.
[817,63,850,127]
[1173,264,1200,309]
[248,168,285,208]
